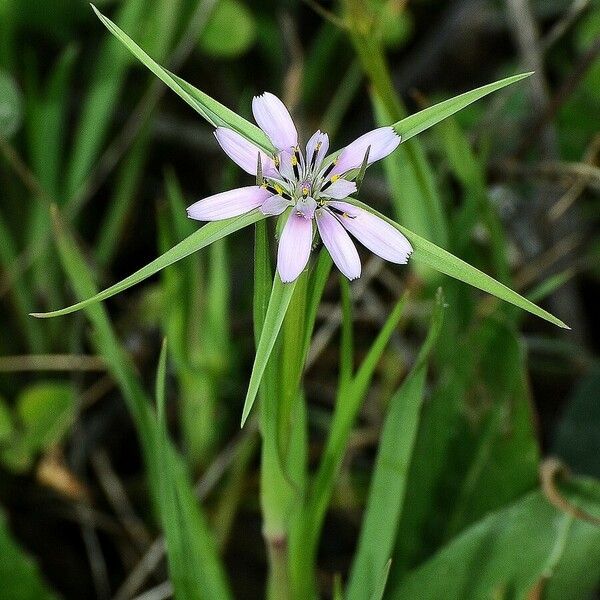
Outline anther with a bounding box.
[321,158,337,179]
[328,205,356,219]
[265,183,292,201]
[291,149,300,180]
[310,141,322,170]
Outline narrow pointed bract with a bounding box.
[188,92,412,282]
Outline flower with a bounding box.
[187,92,413,283]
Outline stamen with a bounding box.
[328,205,356,219]
[310,141,322,170]
[264,183,292,200]
[291,148,300,180]
[321,158,337,179]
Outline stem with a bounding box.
[254,222,297,599]
[266,534,291,600]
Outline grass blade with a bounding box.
[0,211,46,352]
[291,295,408,594]
[392,73,533,143]
[66,0,146,200]
[347,199,568,329]
[91,4,274,154]
[155,340,212,600]
[301,248,332,361]
[347,290,445,600]
[241,273,296,427]
[370,559,392,600]
[31,210,264,318]
[50,207,232,599]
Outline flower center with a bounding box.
[295,196,317,220]
[299,180,312,198]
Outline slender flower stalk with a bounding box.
[187,92,412,282]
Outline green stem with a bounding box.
[255,222,297,599]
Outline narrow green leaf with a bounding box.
[50,207,232,600]
[0,211,47,351]
[339,275,353,390]
[527,268,575,304]
[370,559,392,600]
[393,73,533,143]
[31,210,264,318]
[66,0,146,200]
[95,130,148,266]
[91,5,274,154]
[241,274,296,427]
[347,290,445,600]
[154,338,199,600]
[254,223,297,551]
[253,220,272,342]
[347,199,568,329]
[0,69,23,138]
[301,248,332,360]
[301,295,408,571]
[373,90,448,249]
[280,272,308,453]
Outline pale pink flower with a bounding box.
[187,92,412,283]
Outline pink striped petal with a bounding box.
[277,211,314,283]
[260,194,291,216]
[319,178,357,199]
[187,186,270,221]
[214,128,278,177]
[306,130,329,171]
[252,92,298,151]
[331,127,401,176]
[316,208,361,280]
[328,201,412,264]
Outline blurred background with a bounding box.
[0,0,599,598]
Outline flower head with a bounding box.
[187,92,412,283]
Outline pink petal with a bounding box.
[277,211,314,283]
[331,127,401,176]
[214,128,278,177]
[187,186,271,221]
[260,195,291,216]
[328,201,412,264]
[319,178,357,199]
[316,208,361,280]
[306,130,329,171]
[252,92,298,151]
